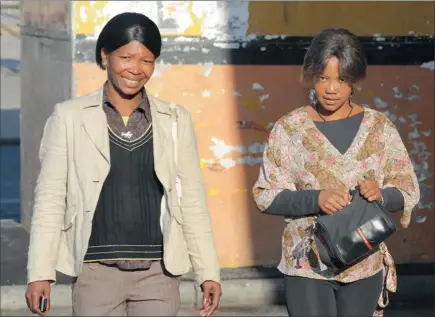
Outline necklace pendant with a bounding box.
[121,131,133,139]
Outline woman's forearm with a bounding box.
[263,189,321,217]
[381,187,405,212]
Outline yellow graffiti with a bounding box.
[74,1,108,36]
[361,90,377,97]
[239,91,269,110]
[74,1,207,37]
[183,1,206,36]
[200,159,209,169]
[194,121,209,128]
[208,188,219,196]
[241,98,261,110]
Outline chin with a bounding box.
[119,85,143,97]
[318,102,342,113]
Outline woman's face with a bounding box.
[102,40,156,97]
[314,56,353,112]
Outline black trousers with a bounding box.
[284,271,383,317]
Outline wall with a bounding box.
[21,1,434,268]
[20,1,73,229]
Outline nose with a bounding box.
[128,61,141,75]
[325,81,339,94]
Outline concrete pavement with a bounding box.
[1,305,434,316]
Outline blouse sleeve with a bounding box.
[382,119,420,228]
[252,121,298,212]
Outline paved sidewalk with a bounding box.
[1,305,434,316]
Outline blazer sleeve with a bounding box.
[253,121,298,212]
[176,108,220,286]
[382,119,420,228]
[27,104,67,284]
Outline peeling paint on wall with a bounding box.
[202,138,265,170]
[70,1,434,265]
[74,1,250,40]
[421,61,434,70]
[361,84,433,224]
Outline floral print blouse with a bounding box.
[253,107,420,316]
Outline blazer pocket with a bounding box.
[62,203,76,231]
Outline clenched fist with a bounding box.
[318,190,351,215]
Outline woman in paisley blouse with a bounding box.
[252,28,420,317]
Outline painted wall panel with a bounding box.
[248,1,435,36]
[71,0,434,267]
[73,63,435,267]
[20,0,434,268]
[20,0,73,230]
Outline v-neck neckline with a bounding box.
[301,107,369,158]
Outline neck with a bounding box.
[106,82,142,116]
[317,102,353,121]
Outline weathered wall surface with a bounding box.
[72,1,435,267]
[20,1,73,230]
[21,1,434,268]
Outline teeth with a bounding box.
[124,78,139,84]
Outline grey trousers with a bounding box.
[72,261,180,316]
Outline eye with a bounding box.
[339,78,346,83]
[319,76,327,81]
[142,60,154,64]
[120,56,131,60]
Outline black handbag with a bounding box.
[313,186,396,272]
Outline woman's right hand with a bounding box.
[25,280,51,316]
[318,190,351,215]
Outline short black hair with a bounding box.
[95,12,162,69]
[302,28,367,84]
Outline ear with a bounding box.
[101,48,108,69]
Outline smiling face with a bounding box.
[314,56,353,113]
[101,40,155,97]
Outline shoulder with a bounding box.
[149,94,190,115]
[364,107,396,129]
[149,94,192,122]
[272,106,309,134]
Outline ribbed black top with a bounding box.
[84,125,164,262]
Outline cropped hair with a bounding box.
[302,28,367,84]
[95,12,162,69]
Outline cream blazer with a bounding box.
[27,86,220,286]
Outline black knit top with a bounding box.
[84,124,164,262]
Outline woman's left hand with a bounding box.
[358,179,382,202]
[200,281,222,316]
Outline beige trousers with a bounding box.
[72,261,180,316]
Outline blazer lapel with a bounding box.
[149,93,174,190]
[81,89,110,164]
[78,88,175,185]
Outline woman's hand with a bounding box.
[25,280,51,316]
[318,190,351,215]
[358,180,382,202]
[200,281,222,316]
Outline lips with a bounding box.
[121,77,142,88]
[323,98,340,105]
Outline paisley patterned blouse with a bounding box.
[253,107,420,316]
